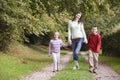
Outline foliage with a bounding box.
[0,0,120,53]
[102,29,120,56]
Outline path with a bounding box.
[21,52,72,80]
[81,52,120,80]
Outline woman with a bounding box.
[68,12,88,70]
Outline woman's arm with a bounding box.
[68,20,72,44]
[81,23,88,43]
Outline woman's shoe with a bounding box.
[73,66,77,70]
[76,65,80,69]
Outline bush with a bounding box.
[102,30,120,56]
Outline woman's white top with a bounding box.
[68,20,87,42]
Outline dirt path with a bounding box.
[81,52,120,80]
[21,52,72,80]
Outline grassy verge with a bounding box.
[99,55,120,74]
[50,55,94,80]
[0,44,69,80]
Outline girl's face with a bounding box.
[92,27,98,34]
[54,32,59,39]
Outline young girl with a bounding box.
[48,32,68,72]
[88,26,101,73]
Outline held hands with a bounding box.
[84,40,88,44]
[68,41,72,46]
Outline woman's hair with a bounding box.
[72,12,83,24]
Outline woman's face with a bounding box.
[75,13,82,20]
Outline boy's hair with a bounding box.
[92,26,97,28]
[91,26,98,33]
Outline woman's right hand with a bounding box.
[68,41,72,46]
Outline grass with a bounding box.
[0,44,69,80]
[99,55,120,74]
[50,55,94,80]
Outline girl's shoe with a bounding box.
[53,70,55,72]
[56,69,59,72]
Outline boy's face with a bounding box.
[92,27,98,34]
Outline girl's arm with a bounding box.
[60,40,68,48]
[48,40,52,57]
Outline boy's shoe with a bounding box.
[89,68,93,73]
[93,69,97,73]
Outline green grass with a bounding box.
[0,44,69,80]
[99,55,120,74]
[50,55,94,80]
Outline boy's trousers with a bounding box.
[88,50,99,69]
[52,52,60,71]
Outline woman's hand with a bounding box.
[84,40,88,44]
[68,41,72,46]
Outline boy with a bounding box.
[88,26,101,73]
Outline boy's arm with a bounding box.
[96,35,101,52]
